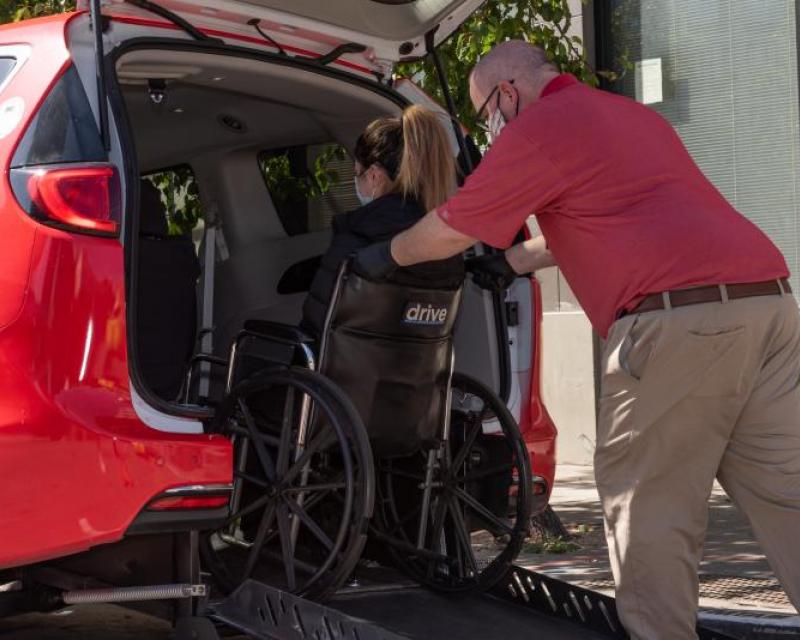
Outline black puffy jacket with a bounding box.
[301,193,465,338]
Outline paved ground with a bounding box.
[518,464,797,614]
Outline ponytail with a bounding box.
[395,105,457,212]
[354,105,457,212]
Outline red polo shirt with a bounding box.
[438,75,789,337]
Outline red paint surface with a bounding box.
[0,15,231,570]
[440,73,789,338]
[519,277,557,499]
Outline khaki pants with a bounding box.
[596,293,800,640]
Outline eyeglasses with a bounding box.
[475,79,515,133]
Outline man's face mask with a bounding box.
[488,107,507,142]
[477,79,517,144]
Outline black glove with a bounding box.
[353,240,399,281]
[465,252,522,292]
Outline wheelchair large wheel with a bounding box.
[377,372,532,593]
[201,367,374,602]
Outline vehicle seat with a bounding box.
[136,180,200,401]
[319,272,463,457]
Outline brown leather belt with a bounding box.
[621,278,792,318]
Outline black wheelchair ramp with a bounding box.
[208,565,746,640]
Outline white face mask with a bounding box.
[354,175,373,206]
[488,107,507,143]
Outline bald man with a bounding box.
[356,41,800,639]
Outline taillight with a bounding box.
[145,484,233,512]
[148,496,231,511]
[10,164,121,236]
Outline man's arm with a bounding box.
[357,125,566,278]
[356,207,557,283]
[505,234,556,273]
[390,210,477,266]
[388,210,555,273]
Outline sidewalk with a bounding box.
[518,464,796,614]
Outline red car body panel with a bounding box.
[521,279,557,499]
[0,14,232,570]
[0,12,554,571]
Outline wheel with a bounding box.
[201,367,374,602]
[377,372,532,593]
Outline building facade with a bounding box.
[541,0,799,463]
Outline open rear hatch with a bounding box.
[80,0,485,79]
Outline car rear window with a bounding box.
[0,57,15,89]
[10,65,105,168]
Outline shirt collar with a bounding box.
[541,73,579,99]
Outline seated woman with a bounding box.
[301,105,465,338]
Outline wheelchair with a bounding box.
[198,262,534,602]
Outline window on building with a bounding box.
[259,144,359,236]
[598,0,800,293]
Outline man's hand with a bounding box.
[353,240,398,281]
[466,252,525,291]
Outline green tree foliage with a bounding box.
[260,145,347,208]
[397,0,594,147]
[0,0,75,23]
[145,166,202,237]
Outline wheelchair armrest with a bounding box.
[243,319,315,345]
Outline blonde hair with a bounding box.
[354,105,457,211]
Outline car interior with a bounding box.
[114,46,507,414]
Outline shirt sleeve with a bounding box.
[437,128,567,249]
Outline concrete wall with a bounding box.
[541,310,597,464]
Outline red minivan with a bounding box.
[0,0,557,628]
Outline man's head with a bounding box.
[469,40,559,140]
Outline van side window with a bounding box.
[0,57,15,88]
[10,66,105,168]
[258,144,358,236]
[142,165,204,242]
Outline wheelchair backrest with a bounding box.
[319,269,462,457]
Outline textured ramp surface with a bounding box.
[331,587,611,640]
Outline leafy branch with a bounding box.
[397,0,599,148]
[259,145,347,207]
[1,0,75,23]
